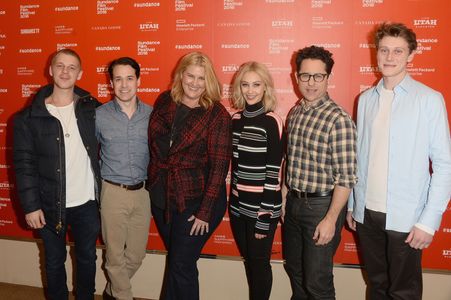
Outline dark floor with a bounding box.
[0,282,153,300]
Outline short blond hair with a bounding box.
[171,52,221,109]
[232,61,276,112]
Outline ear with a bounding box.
[110,80,113,88]
[76,70,83,81]
[407,50,415,63]
[49,65,53,77]
[137,77,141,87]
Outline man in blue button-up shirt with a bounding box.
[347,23,451,300]
[96,57,152,300]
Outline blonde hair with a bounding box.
[232,61,276,112]
[171,52,221,109]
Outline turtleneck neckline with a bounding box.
[243,101,265,118]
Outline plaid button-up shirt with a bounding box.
[286,94,357,193]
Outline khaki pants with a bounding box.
[101,180,151,300]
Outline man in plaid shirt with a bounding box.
[283,45,357,300]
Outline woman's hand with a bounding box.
[188,215,209,236]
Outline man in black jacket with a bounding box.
[13,49,101,300]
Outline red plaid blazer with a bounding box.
[147,91,232,222]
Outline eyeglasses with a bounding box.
[297,73,328,83]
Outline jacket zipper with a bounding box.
[56,117,64,233]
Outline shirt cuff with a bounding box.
[414,223,435,236]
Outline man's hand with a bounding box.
[405,226,433,250]
[346,211,356,231]
[313,216,335,246]
[188,215,209,236]
[25,209,46,229]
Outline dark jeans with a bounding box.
[356,208,422,300]
[151,190,227,300]
[283,193,345,300]
[229,214,277,300]
[39,200,100,300]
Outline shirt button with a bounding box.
[56,169,60,172]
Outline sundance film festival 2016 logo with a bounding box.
[98,83,112,98]
[175,0,194,12]
[139,23,159,32]
[269,39,294,54]
[224,0,243,10]
[137,87,160,93]
[416,38,437,55]
[137,41,160,56]
[362,0,383,7]
[21,84,41,98]
[222,84,232,99]
[134,2,160,8]
[311,0,331,8]
[97,0,118,15]
[414,18,438,28]
[20,4,39,19]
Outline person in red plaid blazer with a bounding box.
[147,51,232,300]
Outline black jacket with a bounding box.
[13,84,101,234]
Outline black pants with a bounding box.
[283,194,345,300]
[357,209,422,300]
[230,214,278,300]
[151,191,227,300]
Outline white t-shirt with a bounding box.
[46,101,95,208]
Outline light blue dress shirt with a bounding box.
[96,98,152,185]
[349,74,451,232]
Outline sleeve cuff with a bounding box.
[414,223,435,236]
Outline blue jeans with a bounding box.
[283,193,345,300]
[39,200,100,300]
[151,189,227,300]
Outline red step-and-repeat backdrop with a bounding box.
[0,0,449,270]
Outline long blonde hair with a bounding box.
[232,61,276,112]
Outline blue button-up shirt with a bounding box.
[349,75,451,232]
[96,98,152,185]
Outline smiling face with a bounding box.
[181,64,206,107]
[377,36,414,88]
[111,64,140,103]
[49,53,82,90]
[297,58,329,104]
[240,71,265,106]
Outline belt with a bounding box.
[104,179,144,191]
[289,189,333,199]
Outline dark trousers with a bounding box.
[229,214,277,300]
[39,200,100,300]
[356,208,423,300]
[151,191,227,300]
[283,194,345,300]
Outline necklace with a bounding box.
[52,102,74,138]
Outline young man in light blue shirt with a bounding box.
[347,22,451,300]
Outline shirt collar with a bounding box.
[375,74,413,96]
[112,97,142,113]
[300,93,330,111]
